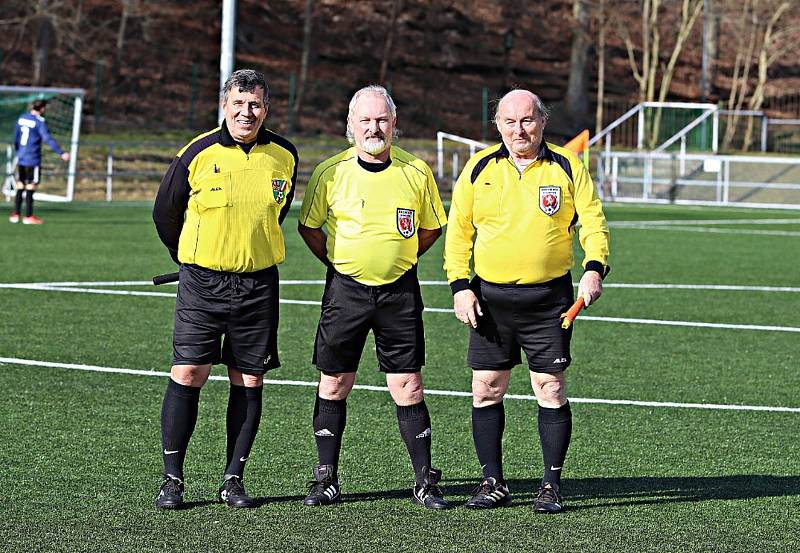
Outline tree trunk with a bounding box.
[743,1,791,150]
[651,0,703,144]
[294,0,314,120]
[113,0,136,80]
[641,0,651,103]
[379,0,402,85]
[595,0,606,136]
[565,0,591,128]
[700,0,718,100]
[32,14,54,85]
[723,0,757,150]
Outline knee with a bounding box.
[318,372,353,400]
[472,379,505,407]
[171,364,211,387]
[534,376,567,406]
[241,373,263,388]
[389,374,424,406]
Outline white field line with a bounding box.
[1,282,799,332]
[608,217,800,237]
[609,218,800,227]
[608,225,800,237]
[2,356,798,414]
[3,281,800,293]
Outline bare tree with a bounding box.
[721,0,798,150]
[722,0,758,148]
[742,1,794,149]
[616,0,703,146]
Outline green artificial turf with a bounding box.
[0,202,798,552]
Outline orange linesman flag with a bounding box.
[564,129,590,156]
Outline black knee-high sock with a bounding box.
[472,402,505,482]
[313,395,347,475]
[160,379,201,480]
[24,189,34,217]
[396,400,432,486]
[224,384,263,478]
[14,190,23,215]
[538,402,572,486]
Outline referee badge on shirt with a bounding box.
[272,178,288,203]
[539,186,561,216]
[396,208,416,238]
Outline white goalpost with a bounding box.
[1,85,84,202]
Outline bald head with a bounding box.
[495,89,549,161]
[495,90,549,125]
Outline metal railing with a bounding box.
[597,150,800,209]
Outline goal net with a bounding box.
[1,85,84,202]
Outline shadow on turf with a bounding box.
[170,475,800,509]
[269,474,800,509]
[491,475,800,510]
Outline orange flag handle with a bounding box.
[560,297,585,329]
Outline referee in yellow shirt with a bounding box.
[152,69,297,509]
[444,89,610,513]
[298,85,449,509]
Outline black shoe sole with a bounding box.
[303,497,340,506]
[219,495,256,508]
[533,504,563,513]
[156,501,184,510]
[412,498,451,510]
[465,499,512,509]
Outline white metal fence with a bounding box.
[597,151,800,209]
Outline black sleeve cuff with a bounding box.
[449,278,470,295]
[584,260,610,279]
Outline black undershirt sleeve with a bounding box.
[152,157,191,265]
[278,149,298,225]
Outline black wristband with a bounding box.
[583,260,609,279]
[449,278,470,295]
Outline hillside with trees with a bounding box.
[1,0,798,141]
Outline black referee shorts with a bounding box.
[467,272,574,373]
[18,165,40,185]
[313,266,425,373]
[172,263,280,374]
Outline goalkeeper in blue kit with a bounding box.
[9,99,69,225]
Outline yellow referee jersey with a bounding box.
[444,141,609,288]
[153,124,298,273]
[300,146,447,286]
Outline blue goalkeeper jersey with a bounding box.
[14,112,64,167]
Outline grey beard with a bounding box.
[359,137,388,155]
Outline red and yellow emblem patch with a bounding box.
[396,208,416,238]
[539,186,561,216]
